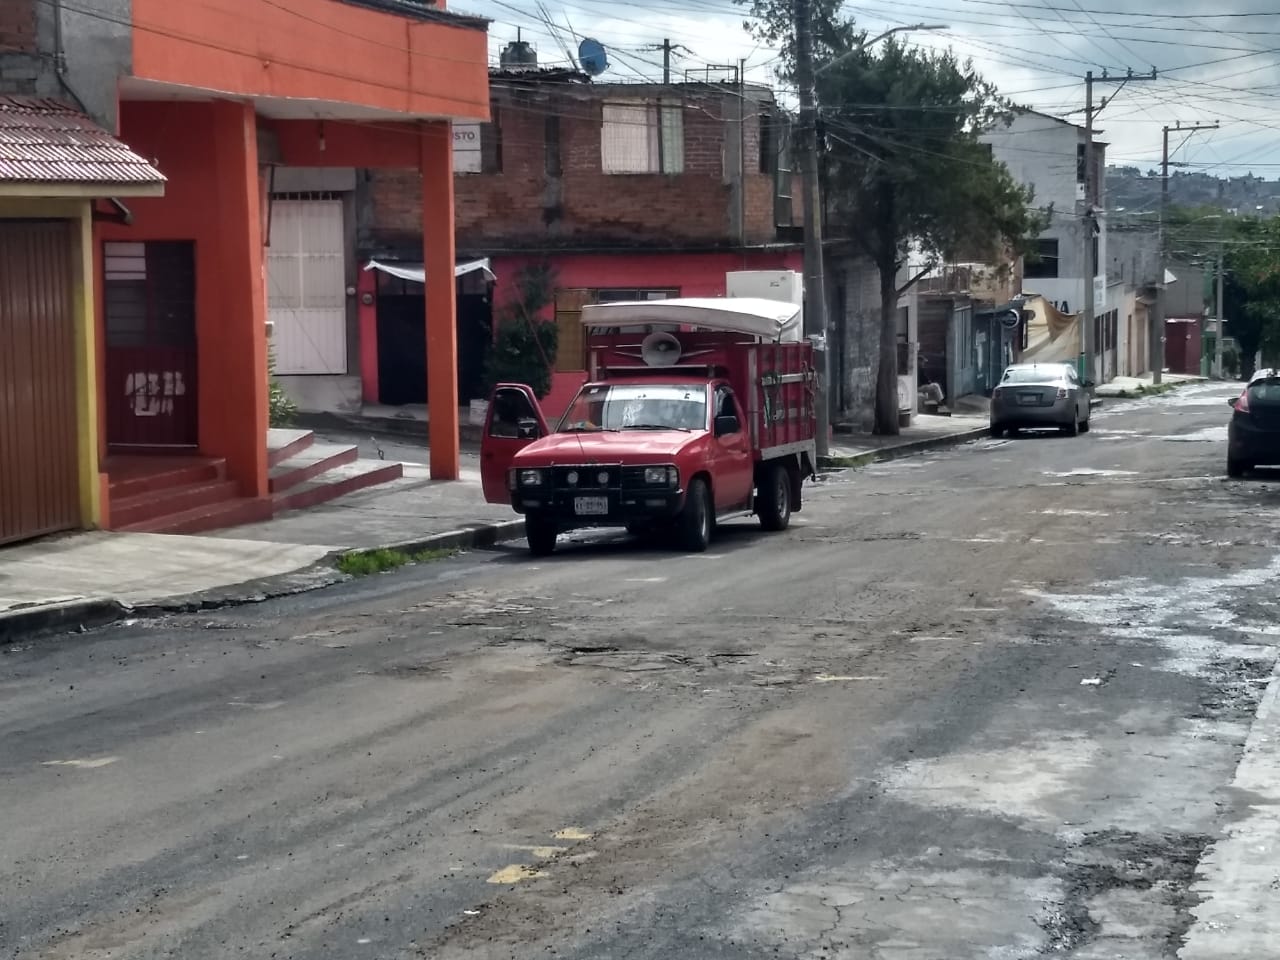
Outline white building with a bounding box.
[982,109,1106,318]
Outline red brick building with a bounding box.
[358,52,804,417]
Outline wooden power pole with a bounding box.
[1081,68,1156,385]
[794,0,829,456]
[1156,120,1218,384]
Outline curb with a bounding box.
[0,597,132,645]
[818,425,991,470]
[0,519,528,649]
[1095,379,1199,401]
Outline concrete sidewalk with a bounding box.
[822,413,991,468]
[1095,372,1208,398]
[0,452,521,642]
[0,415,992,642]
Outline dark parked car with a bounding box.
[990,362,1093,438]
[1227,369,1280,477]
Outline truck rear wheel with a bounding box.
[677,478,712,552]
[757,462,792,532]
[525,516,558,556]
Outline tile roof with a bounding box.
[0,96,165,188]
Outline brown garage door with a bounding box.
[0,220,80,545]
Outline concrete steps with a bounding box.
[108,429,405,536]
[112,478,241,529]
[268,441,359,493]
[272,459,404,513]
[267,428,316,468]
[108,459,224,501]
[267,429,404,515]
[118,496,274,535]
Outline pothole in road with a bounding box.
[1041,829,1211,956]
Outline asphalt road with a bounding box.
[4,382,1280,960]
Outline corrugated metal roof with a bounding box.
[0,96,165,187]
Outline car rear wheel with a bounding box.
[1228,457,1250,479]
[757,462,792,532]
[1080,416,1091,433]
[1061,417,1080,437]
[525,516,558,556]
[677,478,712,552]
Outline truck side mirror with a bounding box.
[714,414,739,437]
[517,417,542,439]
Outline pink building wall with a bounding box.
[490,249,804,418]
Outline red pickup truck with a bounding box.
[479,297,819,555]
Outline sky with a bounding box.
[457,0,1280,179]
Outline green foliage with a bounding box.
[267,347,298,428]
[1222,342,1241,380]
[739,0,857,81]
[483,264,559,399]
[815,37,1043,271]
[740,0,1042,433]
[336,546,457,576]
[1219,215,1280,378]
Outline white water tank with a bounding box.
[725,270,804,341]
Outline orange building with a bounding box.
[0,0,488,542]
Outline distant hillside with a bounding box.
[1105,166,1280,216]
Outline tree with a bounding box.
[739,3,1042,433]
[483,264,559,398]
[1224,217,1280,377]
[1162,207,1280,379]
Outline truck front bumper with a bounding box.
[512,487,686,526]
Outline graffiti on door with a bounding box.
[125,370,187,417]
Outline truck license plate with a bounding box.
[1017,393,1039,405]
[574,496,609,516]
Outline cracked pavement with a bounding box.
[4,382,1280,959]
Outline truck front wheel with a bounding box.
[677,478,712,552]
[525,516,558,556]
[757,462,792,532]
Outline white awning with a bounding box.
[362,258,496,284]
[580,297,802,341]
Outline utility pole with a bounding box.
[794,0,829,457]
[738,57,747,247]
[1082,68,1157,386]
[1216,242,1225,378]
[1157,119,1218,384]
[662,38,671,84]
[1081,71,1094,384]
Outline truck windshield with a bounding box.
[558,384,707,432]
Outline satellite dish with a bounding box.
[578,37,609,76]
[641,331,682,367]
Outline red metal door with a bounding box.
[103,240,198,448]
[0,221,81,545]
[710,384,754,509]
[480,384,549,504]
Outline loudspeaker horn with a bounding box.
[640,331,682,367]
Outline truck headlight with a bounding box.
[518,469,545,486]
[644,466,677,486]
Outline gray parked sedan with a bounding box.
[990,362,1093,438]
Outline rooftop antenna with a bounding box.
[578,38,609,77]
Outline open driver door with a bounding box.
[480,383,551,504]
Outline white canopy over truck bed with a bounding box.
[580,297,803,342]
